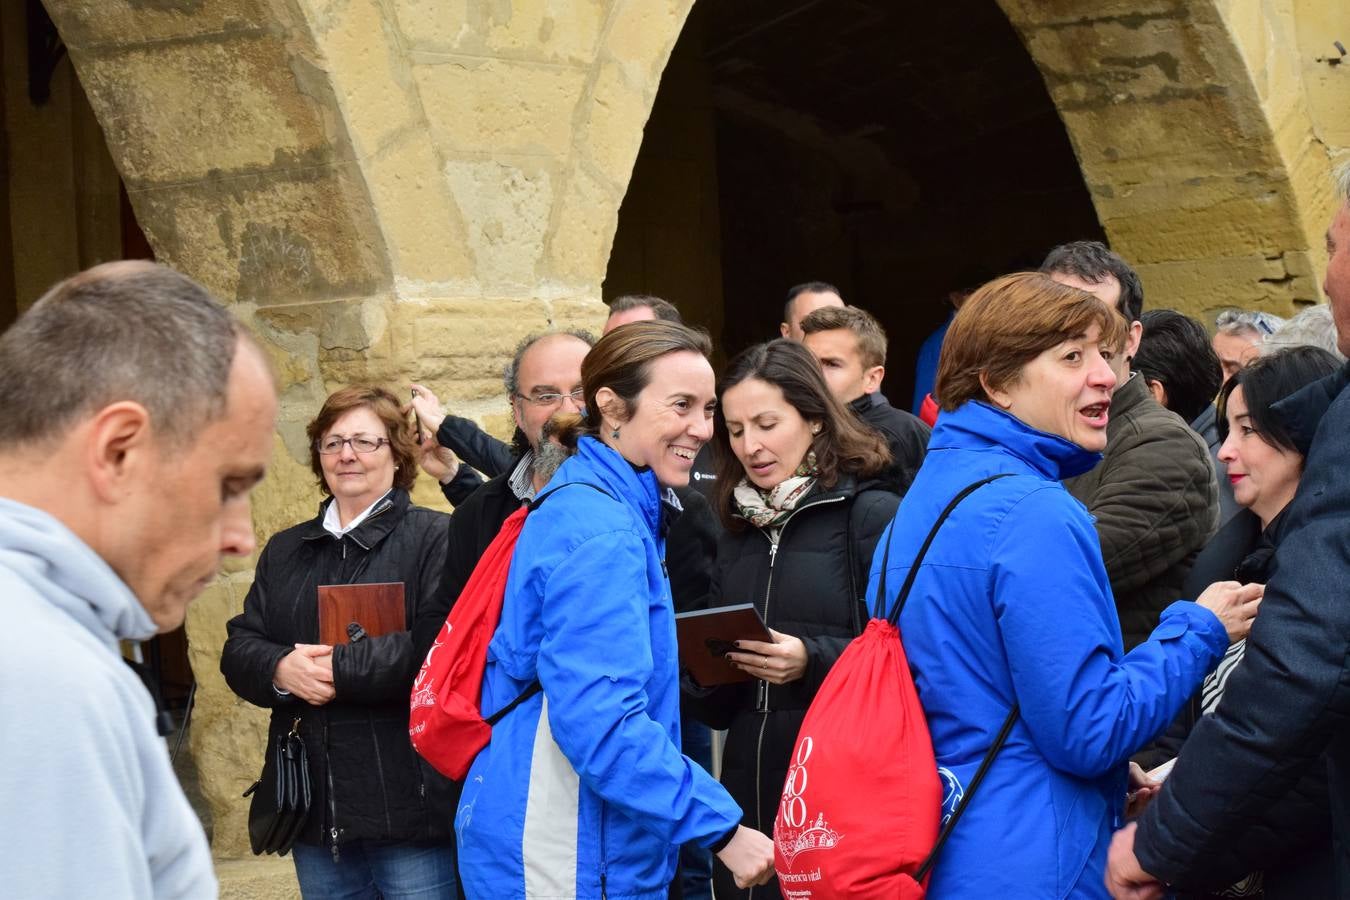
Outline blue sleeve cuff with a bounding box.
[1153,600,1229,662]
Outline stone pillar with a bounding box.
[39,0,695,885]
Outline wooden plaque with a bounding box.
[317,582,406,646]
[675,603,773,687]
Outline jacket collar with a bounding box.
[930,400,1101,480]
[1107,371,1149,427]
[554,436,664,538]
[1271,362,1350,457]
[849,392,888,416]
[301,487,408,549]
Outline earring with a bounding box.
[610,425,621,439]
[811,424,821,435]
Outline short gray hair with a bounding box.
[502,329,595,397]
[1262,304,1347,361]
[1336,159,1350,205]
[1215,308,1285,339]
[0,261,247,449]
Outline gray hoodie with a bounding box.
[0,498,216,898]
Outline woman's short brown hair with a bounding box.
[713,340,891,530]
[305,385,419,495]
[935,272,1128,411]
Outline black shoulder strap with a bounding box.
[487,481,613,725]
[528,480,610,510]
[873,474,1011,625]
[867,474,1019,882]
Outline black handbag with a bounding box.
[242,716,312,856]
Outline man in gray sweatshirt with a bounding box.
[0,262,278,898]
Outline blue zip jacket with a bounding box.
[872,402,1228,898]
[456,437,742,899]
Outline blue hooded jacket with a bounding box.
[455,437,742,899]
[871,402,1228,898]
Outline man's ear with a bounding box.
[1145,378,1168,408]
[779,322,791,339]
[84,402,154,503]
[1126,320,1143,360]
[862,364,885,395]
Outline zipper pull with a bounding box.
[660,559,668,579]
[330,827,340,863]
[769,541,779,565]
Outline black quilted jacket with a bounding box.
[221,488,456,850]
[1063,372,1218,648]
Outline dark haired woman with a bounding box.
[683,339,901,898]
[221,385,457,898]
[1147,346,1341,900]
[454,321,775,899]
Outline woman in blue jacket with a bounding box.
[873,273,1261,898]
[455,321,774,899]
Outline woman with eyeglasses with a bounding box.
[222,385,458,899]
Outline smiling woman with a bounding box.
[220,384,457,898]
[454,321,777,899]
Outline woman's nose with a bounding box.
[1217,433,1237,464]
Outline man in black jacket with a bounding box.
[409,330,593,653]
[800,304,930,494]
[1106,165,1350,899]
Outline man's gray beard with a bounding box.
[531,439,573,485]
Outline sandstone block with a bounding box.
[413,59,587,158]
[364,135,476,283]
[442,160,555,290]
[75,35,332,185]
[582,61,652,189]
[46,0,272,50]
[393,0,606,65]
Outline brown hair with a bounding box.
[713,340,891,530]
[935,272,1127,411]
[305,385,419,495]
[552,320,713,449]
[800,305,888,370]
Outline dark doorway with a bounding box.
[606,0,1106,406]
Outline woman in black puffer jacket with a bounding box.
[684,341,902,899]
[222,386,456,899]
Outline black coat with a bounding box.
[221,489,456,849]
[848,392,929,495]
[1135,363,1350,894]
[1145,509,1332,899]
[683,475,900,898]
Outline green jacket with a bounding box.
[1064,373,1218,649]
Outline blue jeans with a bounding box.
[292,840,457,899]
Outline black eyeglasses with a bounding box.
[514,389,585,407]
[316,434,390,455]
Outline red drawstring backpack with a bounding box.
[773,476,1017,898]
[409,483,603,780]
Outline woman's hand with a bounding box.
[407,384,447,434]
[273,643,336,705]
[1195,580,1264,643]
[715,826,775,889]
[1124,761,1159,818]
[726,629,808,684]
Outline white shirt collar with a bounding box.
[322,490,392,537]
[508,451,537,501]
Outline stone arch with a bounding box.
[36,0,700,868]
[997,0,1344,317]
